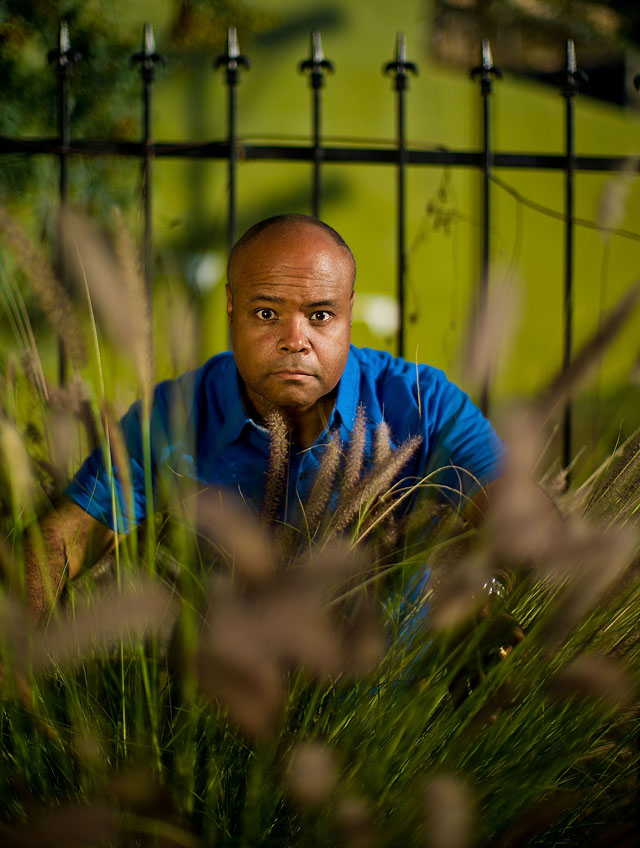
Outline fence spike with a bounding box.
[299,30,335,85]
[48,19,81,68]
[312,30,324,64]
[481,38,493,71]
[566,39,576,75]
[132,23,166,78]
[215,25,250,82]
[470,39,502,92]
[384,32,418,89]
[561,38,587,96]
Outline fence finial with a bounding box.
[470,39,502,92]
[215,25,250,84]
[561,38,587,97]
[48,20,81,68]
[299,31,335,88]
[383,32,418,91]
[132,23,166,79]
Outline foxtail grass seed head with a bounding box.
[334,796,374,848]
[463,270,521,390]
[373,420,392,467]
[262,408,289,523]
[0,208,87,368]
[550,653,633,711]
[424,774,473,848]
[61,209,154,393]
[536,282,640,422]
[285,742,339,807]
[112,209,154,396]
[305,432,342,533]
[342,403,367,499]
[33,579,176,671]
[194,488,274,584]
[0,418,36,510]
[596,163,637,239]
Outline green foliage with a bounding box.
[0,212,640,846]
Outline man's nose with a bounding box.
[278,315,309,353]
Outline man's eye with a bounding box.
[255,308,276,320]
[310,310,332,322]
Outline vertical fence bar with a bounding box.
[384,33,417,360]
[48,21,78,386]
[215,27,249,254]
[132,24,165,309]
[560,40,586,481]
[470,40,502,416]
[299,31,334,219]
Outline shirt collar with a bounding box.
[331,345,360,433]
[220,345,361,446]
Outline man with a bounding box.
[25,214,504,622]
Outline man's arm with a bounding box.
[23,496,115,624]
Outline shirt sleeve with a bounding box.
[423,370,505,509]
[65,372,195,533]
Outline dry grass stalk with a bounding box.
[0,418,36,511]
[112,210,154,399]
[536,282,640,422]
[582,433,640,527]
[463,271,521,390]
[61,210,153,393]
[0,208,87,368]
[262,409,289,523]
[100,401,134,529]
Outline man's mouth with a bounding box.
[272,370,314,379]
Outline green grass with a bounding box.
[1,212,640,847]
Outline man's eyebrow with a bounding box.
[247,295,338,308]
[248,294,285,304]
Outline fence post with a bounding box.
[384,32,417,360]
[560,40,586,483]
[299,31,334,219]
[215,27,250,255]
[132,24,165,311]
[48,21,79,386]
[470,40,502,416]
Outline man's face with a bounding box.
[227,222,355,418]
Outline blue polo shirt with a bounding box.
[66,346,504,533]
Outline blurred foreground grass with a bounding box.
[0,211,639,847]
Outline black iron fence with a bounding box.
[2,21,640,474]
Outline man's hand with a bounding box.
[22,496,115,624]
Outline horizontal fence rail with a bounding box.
[3,22,640,479]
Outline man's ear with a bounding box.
[226,284,233,323]
[349,290,355,326]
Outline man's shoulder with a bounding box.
[350,346,448,394]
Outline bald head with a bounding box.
[227,214,356,294]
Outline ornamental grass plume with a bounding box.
[61,209,154,394]
[304,432,342,535]
[0,209,87,369]
[262,408,289,523]
[193,526,384,740]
